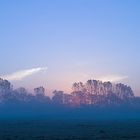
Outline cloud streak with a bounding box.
[2,67,47,81]
[97,75,128,82]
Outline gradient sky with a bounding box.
[0,0,140,95]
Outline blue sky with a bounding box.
[0,0,140,95]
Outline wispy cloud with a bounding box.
[2,67,47,81]
[97,75,128,82]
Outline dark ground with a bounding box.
[0,119,140,140]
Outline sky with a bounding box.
[0,0,140,96]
